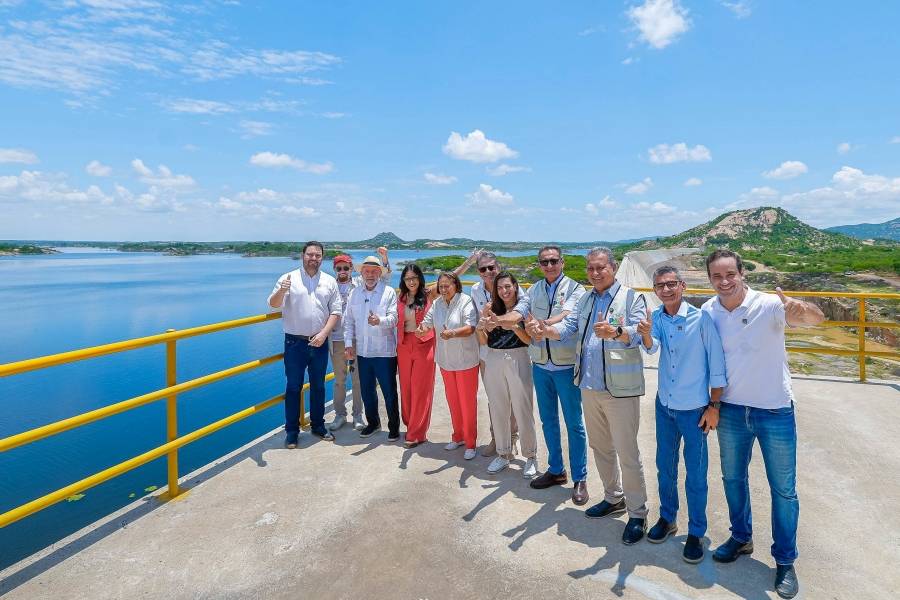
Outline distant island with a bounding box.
[0,243,57,256]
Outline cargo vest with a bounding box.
[573,284,646,398]
[527,275,582,366]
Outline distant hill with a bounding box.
[825,217,900,241]
[329,232,625,251]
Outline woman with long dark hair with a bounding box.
[397,264,438,448]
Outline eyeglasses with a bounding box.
[403,277,419,283]
[478,265,496,273]
[654,281,682,291]
[335,266,351,272]
[539,258,560,267]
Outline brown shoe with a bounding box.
[529,469,568,489]
[572,480,589,506]
[480,438,497,457]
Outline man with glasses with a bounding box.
[268,241,342,447]
[637,266,726,564]
[522,246,589,505]
[328,248,391,432]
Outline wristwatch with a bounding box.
[614,326,624,339]
[708,400,721,410]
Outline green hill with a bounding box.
[825,217,900,242]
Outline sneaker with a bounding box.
[285,432,298,449]
[352,416,366,430]
[775,564,799,599]
[463,448,476,460]
[328,416,347,431]
[622,517,647,545]
[647,517,677,544]
[480,438,497,457]
[311,428,334,441]
[360,424,380,438]
[487,456,510,474]
[445,440,463,451]
[522,458,538,479]
[387,431,400,442]
[585,499,627,519]
[683,534,704,564]
[712,537,754,563]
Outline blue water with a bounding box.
[0,246,565,568]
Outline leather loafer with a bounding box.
[775,564,799,599]
[622,517,647,545]
[647,517,677,543]
[712,537,754,563]
[585,499,626,519]
[683,534,704,563]
[530,469,568,489]
[572,481,589,506]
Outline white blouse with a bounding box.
[422,293,479,371]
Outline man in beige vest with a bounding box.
[535,246,650,545]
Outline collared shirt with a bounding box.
[643,301,728,410]
[330,272,390,342]
[423,292,480,371]
[702,287,793,409]
[528,274,584,372]
[554,281,645,391]
[470,280,529,361]
[268,268,341,336]
[343,281,398,358]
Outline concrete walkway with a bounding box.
[2,368,898,599]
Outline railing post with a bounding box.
[858,298,867,382]
[299,388,309,430]
[165,329,180,497]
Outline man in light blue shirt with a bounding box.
[639,265,726,564]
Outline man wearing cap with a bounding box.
[268,240,342,447]
[343,255,400,440]
[328,247,392,432]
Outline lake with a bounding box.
[0,246,568,568]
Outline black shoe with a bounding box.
[285,432,298,449]
[311,428,334,441]
[585,499,627,519]
[775,565,799,599]
[622,517,647,545]
[647,517,677,544]
[387,431,400,442]
[683,535,704,563]
[530,470,568,489]
[712,537,754,563]
[360,424,380,438]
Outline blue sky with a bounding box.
[1,1,899,242]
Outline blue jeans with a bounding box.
[357,355,400,435]
[283,334,329,435]
[533,365,588,481]
[655,397,709,537]
[717,401,799,565]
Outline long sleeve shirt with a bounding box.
[422,293,480,371]
[343,281,398,358]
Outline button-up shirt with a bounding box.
[343,281,398,358]
[702,287,793,409]
[330,271,391,342]
[554,281,645,392]
[422,292,480,371]
[268,268,341,336]
[643,301,727,410]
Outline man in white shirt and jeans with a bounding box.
[703,249,823,599]
[268,241,342,447]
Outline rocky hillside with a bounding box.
[826,217,900,242]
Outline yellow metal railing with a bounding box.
[0,311,337,528]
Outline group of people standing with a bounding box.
[267,241,824,600]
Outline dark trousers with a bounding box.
[283,334,329,434]
[357,355,400,435]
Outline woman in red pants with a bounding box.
[416,272,481,460]
[397,264,437,448]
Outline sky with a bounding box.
[1,0,899,242]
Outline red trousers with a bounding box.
[397,333,436,443]
[440,365,480,449]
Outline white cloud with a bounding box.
[763,160,808,180]
[632,201,676,214]
[249,152,334,174]
[836,142,852,155]
[627,0,691,49]
[780,166,900,225]
[648,142,712,164]
[239,120,273,138]
[467,183,514,206]
[181,43,340,82]
[684,177,702,186]
[131,159,195,187]
[578,26,604,37]
[621,57,637,65]
[85,160,112,177]
[160,98,236,115]
[320,112,346,119]
[0,148,38,164]
[746,186,779,198]
[891,136,900,144]
[585,196,618,215]
[0,170,113,205]
[625,177,654,195]
[443,130,519,163]
[424,172,457,185]
[486,164,531,176]
[720,1,751,18]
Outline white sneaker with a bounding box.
[463,448,476,460]
[487,456,510,474]
[522,458,538,479]
[328,416,347,431]
[352,417,365,431]
[444,441,462,451]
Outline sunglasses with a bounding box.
[335,266,351,272]
[539,258,560,266]
[478,265,497,273]
[654,281,682,291]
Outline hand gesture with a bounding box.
[367,310,381,326]
[637,307,653,337]
[376,246,389,262]
[525,314,545,340]
[776,287,804,323]
[593,319,617,339]
[279,274,291,291]
[483,308,499,332]
[699,406,719,432]
[440,328,455,340]
[309,331,328,347]
[414,324,430,338]
[343,346,356,361]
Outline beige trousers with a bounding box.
[330,340,363,419]
[581,389,648,518]
[482,347,537,459]
[480,360,518,441]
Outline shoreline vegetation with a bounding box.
[0,244,57,256]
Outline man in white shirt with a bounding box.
[343,256,400,440]
[702,249,824,599]
[268,241,342,447]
